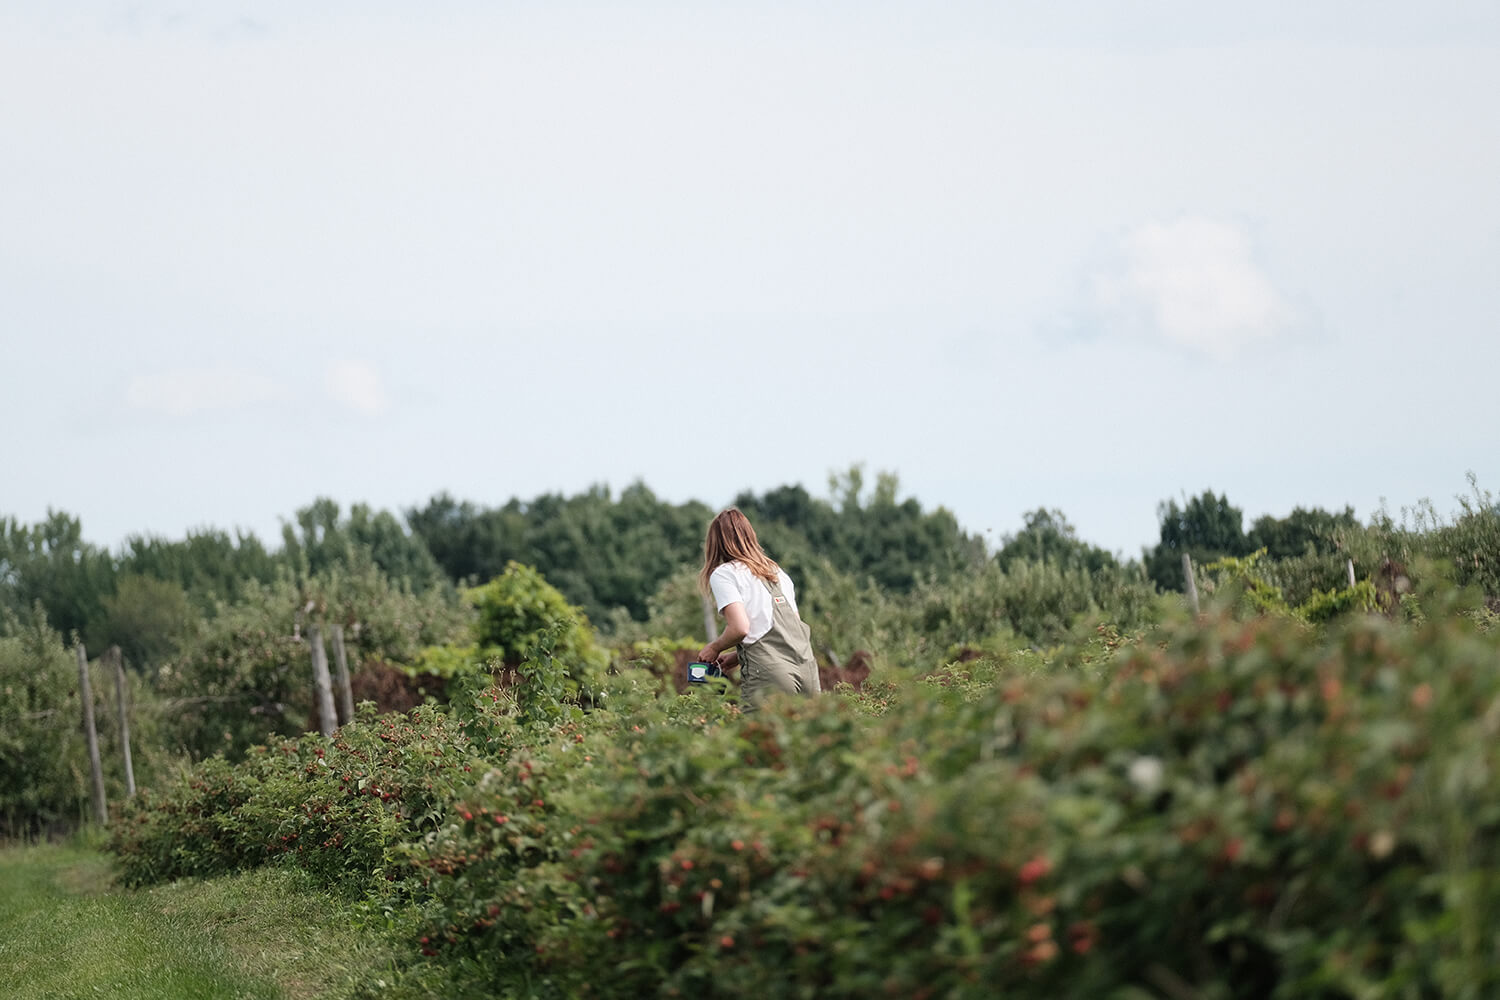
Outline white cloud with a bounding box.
[1090,218,1294,360]
[325,359,388,416]
[125,366,281,416]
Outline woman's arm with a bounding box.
[698,602,749,664]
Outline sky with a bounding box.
[3,1,1497,559]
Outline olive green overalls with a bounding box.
[737,577,821,712]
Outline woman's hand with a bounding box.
[696,642,718,664]
[715,649,740,671]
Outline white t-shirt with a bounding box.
[709,562,797,645]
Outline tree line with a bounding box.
[4,469,1496,676]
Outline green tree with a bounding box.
[94,574,193,670]
[0,511,115,641]
[0,613,168,835]
[408,484,711,625]
[1145,490,1251,592]
[0,616,83,834]
[1246,505,1359,560]
[280,499,444,592]
[116,527,280,611]
[405,492,527,585]
[995,509,1120,574]
[735,467,984,593]
[158,560,466,760]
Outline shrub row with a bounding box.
[111,606,1500,998]
[390,609,1500,998]
[110,703,487,891]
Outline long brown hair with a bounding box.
[698,508,780,596]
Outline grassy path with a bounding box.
[0,842,392,1000]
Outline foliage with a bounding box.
[1144,490,1252,592]
[1250,551,1356,610]
[0,619,95,836]
[407,483,713,624]
[2,500,451,678]
[96,574,193,670]
[0,616,170,837]
[106,600,1500,999]
[1295,580,1379,623]
[1200,550,1297,617]
[0,511,115,644]
[735,467,987,594]
[794,558,901,665]
[116,528,280,614]
[396,611,1500,999]
[1245,504,1360,560]
[894,558,1162,663]
[620,557,901,669]
[109,703,480,892]
[995,509,1120,575]
[605,566,712,646]
[280,498,446,593]
[156,563,466,761]
[610,635,702,688]
[411,564,608,721]
[9,470,1499,867]
[1387,473,1500,598]
[1203,549,1380,624]
[468,563,600,671]
[621,552,1156,675]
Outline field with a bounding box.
[4,480,1498,997]
[84,602,1500,998]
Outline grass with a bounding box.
[0,836,396,1000]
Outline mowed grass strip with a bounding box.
[0,842,391,1000]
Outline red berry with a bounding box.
[1018,856,1051,887]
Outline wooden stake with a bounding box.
[307,625,337,737]
[74,643,108,825]
[1182,553,1200,616]
[330,624,355,726]
[110,647,136,798]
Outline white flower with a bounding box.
[1128,756,1164,794]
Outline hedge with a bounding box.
[112,607,1500,998]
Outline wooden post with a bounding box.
[74,643,108,824]
[1182,553,1200,616]
[1346,558,1356,588]
[110,647,136,798]
[307,625,337,738]
[330,624,355,726]
[701,594,718,644]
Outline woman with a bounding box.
[697,508,821,711]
